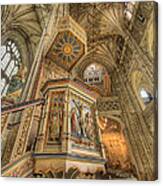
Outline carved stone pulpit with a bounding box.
[34,78,106,175]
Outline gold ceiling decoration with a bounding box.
[47,16,87,71]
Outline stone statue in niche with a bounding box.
[71,107,81,136]
[70,99,96,141]
[49,95,64,141]
[77,104,87,138]
[71,100,88,137]
[85,112,95,141]
[49,112,57,141]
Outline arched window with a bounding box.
[140,88,153,105]
[1,40,21,96]
[83,63,106,84]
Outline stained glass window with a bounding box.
[1,40,21,96]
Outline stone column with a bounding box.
[95,110,106,160]
[35,95,50,152]
[27,103,44,151]
[115,69,144,179]
[115,66,155,180]
[65,89,72,154]
[21,5,66,101]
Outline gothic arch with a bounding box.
[72,44,116,79]
[2,30,33,69]
[1,31,32,99]
[131,70,153,110]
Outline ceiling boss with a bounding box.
[47,16,87,71]
[63,43,72,55]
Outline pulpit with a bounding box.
[34,79,106,175]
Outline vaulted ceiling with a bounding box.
[1,3,135,73]
[1,4,52,65]
[69,2,131,74]
[70,3,125,39]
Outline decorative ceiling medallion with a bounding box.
[63,43,72,55]
[52,31,84,64]
[47,16,87,71]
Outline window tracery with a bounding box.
[1,40,21,96]
[83,63,105,84]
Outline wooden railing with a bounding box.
[2,98,45,114]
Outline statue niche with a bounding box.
[70,99,96,142]
[85,112,95,141]
[48,93,64,142]
[71,107,81,136]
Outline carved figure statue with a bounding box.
[71,107,81,136]
[85,112,95,141]
[49,96,64,141]
[78,104,87,138]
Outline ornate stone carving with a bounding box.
[11,107,34,160]
[97,97,121,112]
